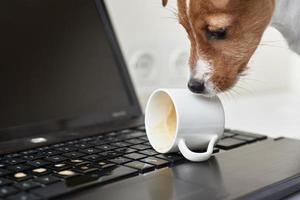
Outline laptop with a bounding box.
[1,0,300,199]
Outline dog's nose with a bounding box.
[188,79,206,93]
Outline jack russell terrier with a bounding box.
[162,0,299,95]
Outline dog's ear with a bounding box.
[162,0,168,7]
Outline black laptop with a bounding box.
[1,0,300,200]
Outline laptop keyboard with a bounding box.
[0,127,267,200]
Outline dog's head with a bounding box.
[163,0,275,94]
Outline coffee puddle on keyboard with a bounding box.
[64,165,138,188]
[64,166,117,187]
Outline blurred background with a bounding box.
[104,0,300,139]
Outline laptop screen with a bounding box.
[0,0,140,135]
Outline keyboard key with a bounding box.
[5,158,25,165]
[45,156,67,163]
[125,139,146,145]
[4,154,21,159]
[31,168,50,176]
[62,152,86,159]
[117,129,133,134]
[82,154,102,162]
[0,169,11,176]
[191,147,220,154]
[139,149,159,156]
[140,157,169,168]
[0,186,18,198]
[22,154,43,161]
[155,154,184,164]
[34,175,61,185]
[107,136,122,142]
[27,160,49,167]
[22,150,38,155]
[79,148,101,154]
[74,143,93,149]
[7,193,41,200]
[143,142,151,146]
[37,146,51,152]
[114,148,136,155]
[7,164,32,172]
[90,139,110,146]
[95,161,116,169]
[56,147,76,153]
[66,140,79,145]
[222,131,236,138]
[68,159,85,165]
[233,135,257,143]
[131,144,151,150]
[37,146,51,151]
[78,138,94,143]
[0,178,13,186]
[48,163,70,171]
[75,162,98,173]
[217,138,247,150]
[135,126,145,131]
[56,170,79,179]
[87,166,139,183]
[44,150,61,156]
[105,138,122,143]
[95,145,117,151]
[51,143,66,148]
[230,130,267,140]
[125,161,155,173]
[10,172,32,182]
[80,137,95,142]
[124,153,147,160]
[213,147,220,154]
[109,157,132,165]
[82,154,101,162]
[118,131,146,140]
[111,142,131,148]
[99,151,120,159]
[106,132,119,137]
[139,136,148,140]
[15,180,40,190]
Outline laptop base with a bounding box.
[60,137,300,200]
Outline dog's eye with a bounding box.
[205,27,227,40]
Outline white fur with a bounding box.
[193,59,217,94]
[194,59,212,81]
[272,0,300,54]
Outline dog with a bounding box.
[162,0,299,95]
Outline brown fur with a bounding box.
[163,0,275,92]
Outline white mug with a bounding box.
[145,89,225,162]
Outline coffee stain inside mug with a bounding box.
[152,100,177,151]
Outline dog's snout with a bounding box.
[188,79,206,94]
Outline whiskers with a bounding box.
[162,6,179,22]
[216,70,265,102]
[259,40,287,50]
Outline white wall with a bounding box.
[105,0,298,108]
[290,53,300,92]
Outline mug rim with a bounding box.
[145,89,179,153]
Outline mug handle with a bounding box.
[178,135,218,162]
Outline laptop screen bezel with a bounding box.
[0,0,143,139]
